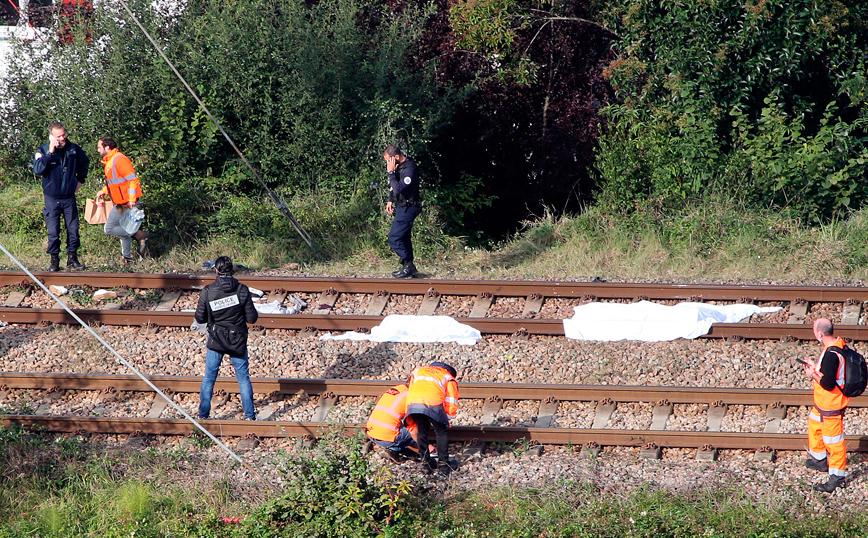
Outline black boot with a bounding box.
[383,449,404,463]
[805,457,828,472]
[813,475,845,493]
[393,260,418,279]
[48,254,60,272]
[67,252,85,270]
[437,461,455,477]
[392,259,406,278]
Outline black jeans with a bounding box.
[387,205,420,262]
[410,413,448,464]
[43,195,80,254]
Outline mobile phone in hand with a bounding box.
[796,359,807,365]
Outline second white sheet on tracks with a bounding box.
[562,300,782,342]
[319,314,482,345]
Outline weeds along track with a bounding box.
[2,373,868,459]
[1,271,868,340]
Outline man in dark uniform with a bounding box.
[32,121,90,271]
[194,256,259,420]
[383,145,421,278]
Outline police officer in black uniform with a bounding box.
[194,256,259,420]
[33,121,90,272]
[383,145,421,278]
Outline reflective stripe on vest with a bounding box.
[814,337,850,411]
[365,385,408,442]
[101,149,141,205]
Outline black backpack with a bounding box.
[829,345,868,398]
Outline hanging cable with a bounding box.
[0,241,258,472]
[115,0,324,260]
[4,0,48,43]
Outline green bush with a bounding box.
[595,0,868,221]
[0,0,459,256]
[239,433,417,537]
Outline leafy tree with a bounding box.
[0,0,457,254]
[595,0,868,222]
[424,0,617,239]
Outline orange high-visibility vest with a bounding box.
[407,366,459,420]
[99,148,141,206]
[814,336,850,411]
[366,384,410,442]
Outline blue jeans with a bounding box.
[43,195,80,254]
[198,349,256,420]
[370,427,417,451]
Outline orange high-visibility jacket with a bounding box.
[407,366,459,423]
[99,149,141,206]
[366,384,410,442]
[814,336,850,411]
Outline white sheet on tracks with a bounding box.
[562,300,782,342]
[319,314,482,345]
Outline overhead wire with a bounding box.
[0,241,257,473]
[114,0,324,260]
[4,0,49,43]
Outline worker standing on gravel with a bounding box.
[803,318,849,493]
[195,256,259,421]
[365,382,419,462]
[407,362,459,476]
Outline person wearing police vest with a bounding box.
[96,137,148,265]
[365,382,420,462]
[33,121,90,272]
[407,362,459,476]
[383,145,421,279]
[803,318,849,493]
[194,256,259,420]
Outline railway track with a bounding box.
[1,271,868,340]
[3,372,868,457]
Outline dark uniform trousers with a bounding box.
[388,205,420,263]
[43,195,80,254]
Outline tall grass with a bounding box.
[3,182,868,282]
[4,427,868,537]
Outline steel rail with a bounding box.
[5,372,868,407]
[1,270,867,302]
[1,307,866,340]
[3,415,868,452]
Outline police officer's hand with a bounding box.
[386,155,398,173]
[386,201,394,215]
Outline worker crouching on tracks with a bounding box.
[195,256,259,421]
[407,362,459,476]
[365,382,420,462]
[803,318,849,493]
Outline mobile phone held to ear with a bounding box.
[796,359,808,365]
[49,134,57,143]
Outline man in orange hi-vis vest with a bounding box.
[365,382,418,462]
[803,318,849,493]
[96,136,148,264]
[407,361,459,476]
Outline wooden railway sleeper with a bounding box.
[581,441,601,458]
[696,444,718,462]
[462,438,487,457]
[640,442,662,460]
[754,445,776,462]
